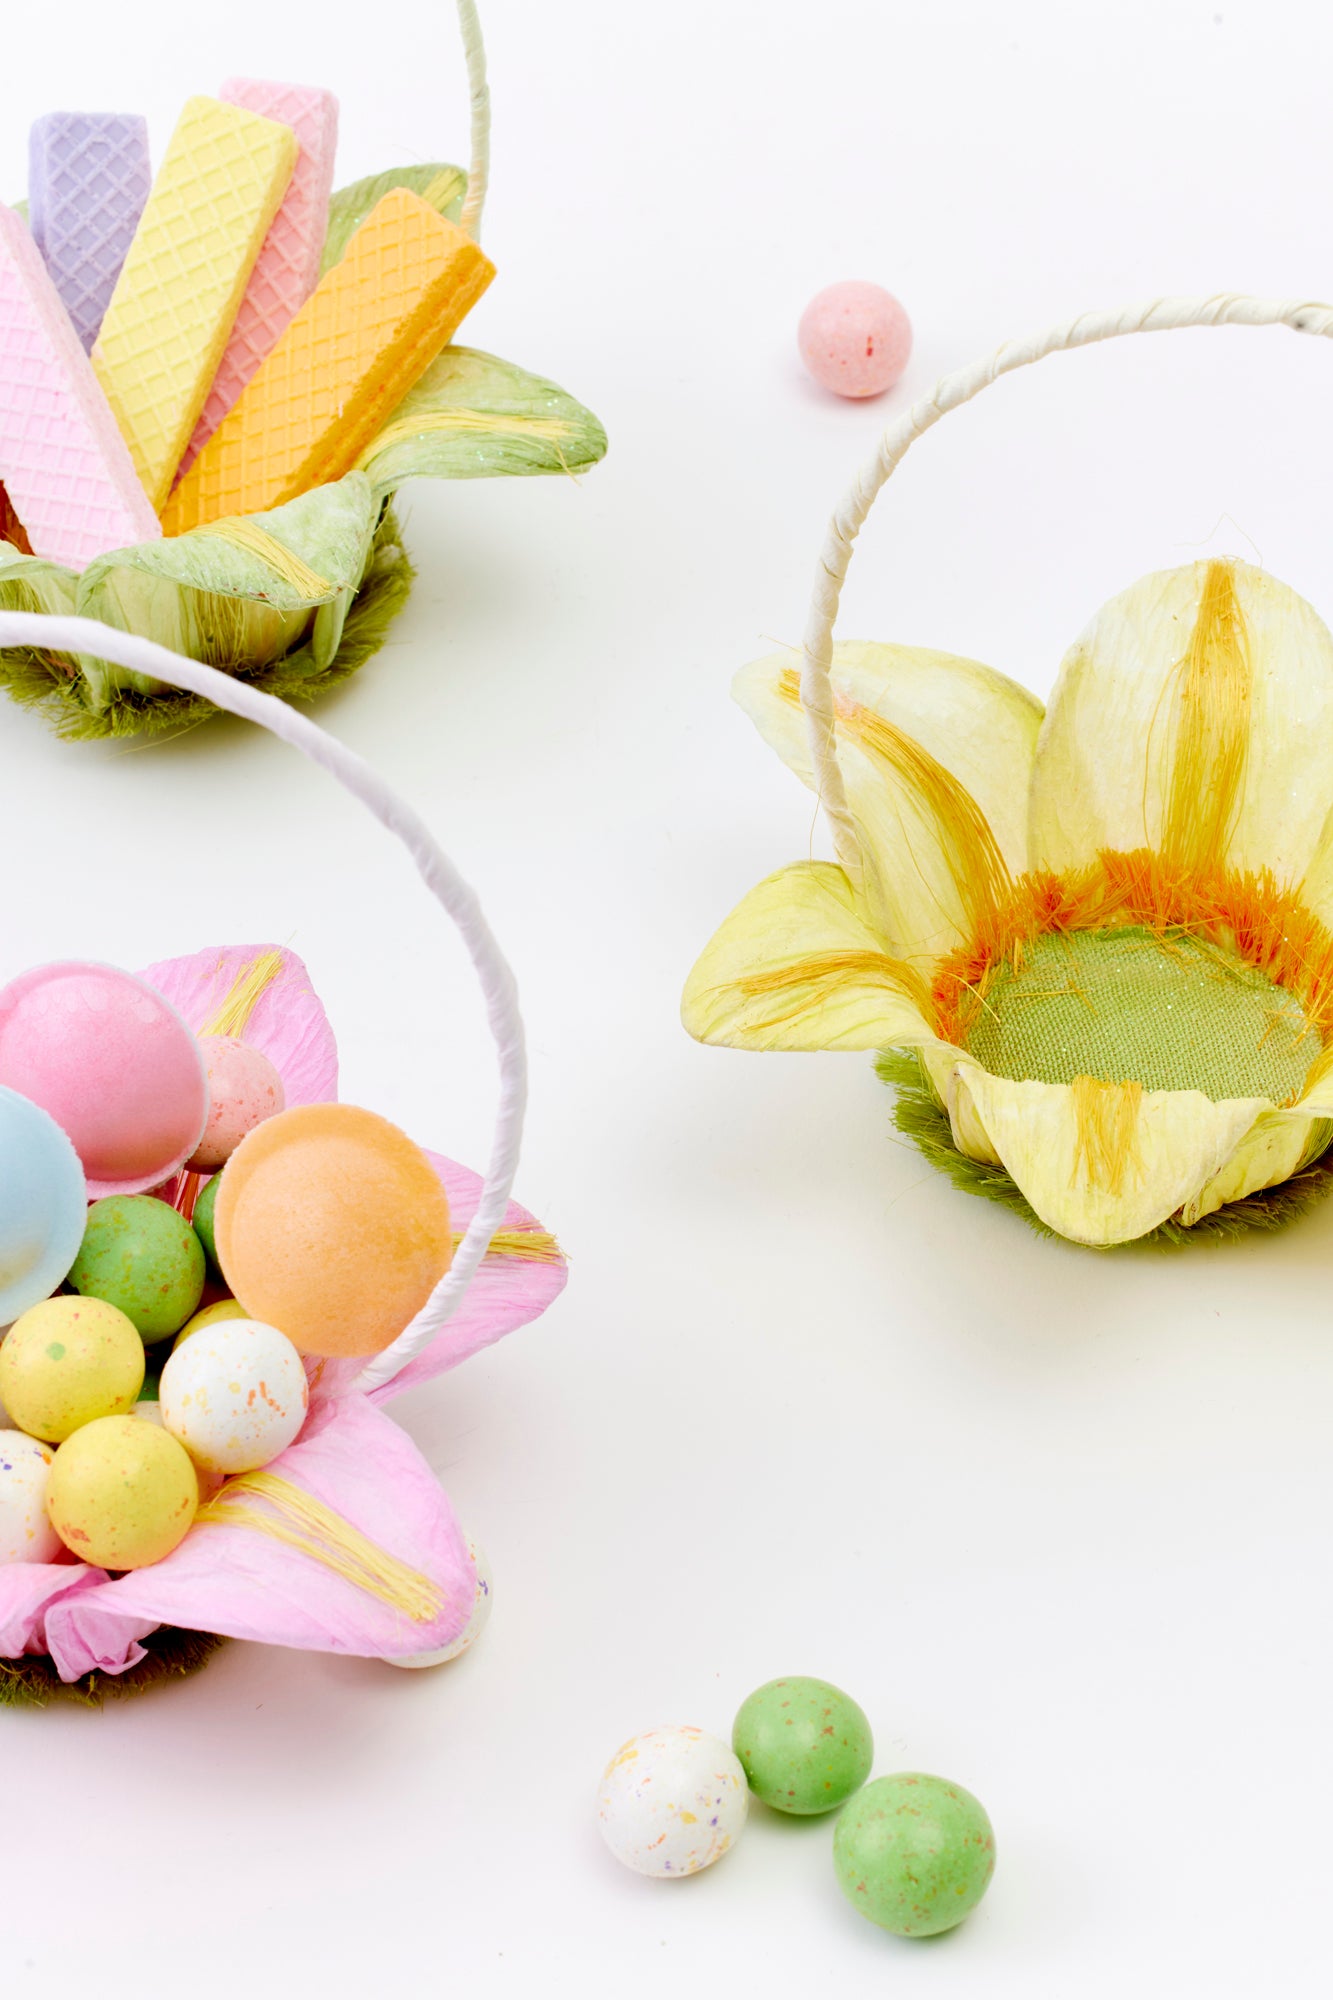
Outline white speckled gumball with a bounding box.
[597,1726,748,1878]
[0,1429,61,1564]
[388,1531,493,1668]
[159,1318,308,1474]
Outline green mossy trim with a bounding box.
[0,504,414,741]
[875,1048,1333,1248]
[0,1626,225,1709]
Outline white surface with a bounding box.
[3,0,1333,1992]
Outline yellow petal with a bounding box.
[1180,1107,1333,1224]
[682,860,936,1051]
[946,1057,1268,1244]
[1031,559,1333,886]
[733,642,1042,964]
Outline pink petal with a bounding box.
[43,1396,473,1674]
[311,1151,568,1404]
[137,944,338,1107]
[0,1558,148,1674]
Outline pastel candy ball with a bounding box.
[798,281,912,398]
[597,1726,748,1878]
[833,1772,996,1937]
[70,1195,206,1343]
[187,1037,285,1172]
[0,1085,89,1323]
[214,1104,454,1358]
[173,1297,248,1350]
[732,1675,873,1815]
[160,1318,308,1474]
[389,1531,492,1667]
[0,963,208,1197]
[192,1175,220,1274]
[0,1430,61,1563]
[0,1297,145,1443]
[48,1414,198,1569]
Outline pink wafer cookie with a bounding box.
[0,205,159,568]
[179,80,339,474]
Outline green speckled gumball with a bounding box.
[70,1196,206,1344]
[833,1772,996,1937]
[192,1175,221,1275]
[732,1676,873,1815]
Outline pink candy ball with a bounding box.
[0,962,209,1198]
[188,1036,286,1172]
[798,281,912,399]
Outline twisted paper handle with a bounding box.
[456,0,491,242]
[0,612,527,1396]
[798,293,1333,884]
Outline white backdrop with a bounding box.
[3,1,1333,1992]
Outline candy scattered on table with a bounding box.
[833,1772,996,1937]
[187,1035,285,1171]
[732,1675,874,1815]
[0,962,208,1196]
[0,1085,88,1324]
[163,186,494,532]
[27,112,151,352]
[214,1102,454,1357]
[48,1413,198,1569]
[389,1530,492,1667]
[181,79,339,468]
[0,1296,144,1443]
[91,94,298,510]
[798,281,912,399]
[597,1726,749,1878]
[0,203,161,566]
[69,1195,206,1342]
[160,1316,307,1473]
[0,1431,61,1565]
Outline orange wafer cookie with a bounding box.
[163,189,494,532]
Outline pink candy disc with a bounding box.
[798,281,913,399]
[0,962,209,1197]
[187,1036,286,1172]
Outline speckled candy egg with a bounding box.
[0,962,208,1196]
[70,1195,205,1342]
[0,1086,88,1324]
[187,1037,285,1172]
[173,1297,248,1350]
[732,1675,874,1815]
[215,1104,454,1358]
[159,1318,308,1474]
[798,280,912,398]
[0,1296,145,1442]
[0,1430,61,1563]
[48,1415,198,1569]
[389,1532,493,1668]
[597,1726,748,1878]
[833,1772,996,1937]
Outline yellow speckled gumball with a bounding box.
[0,1296,145,1442]
[48,1416,198,1568]
[173,1297,248,1351]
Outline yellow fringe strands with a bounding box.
[199,951,286,1038]
[1160,559,1253,874]
[462,1227,564,1265]
[198,1472,445,1623]
[189,519,333,601]
[1070,1076,1144,1195]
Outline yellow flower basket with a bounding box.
[684,296,1333,1247]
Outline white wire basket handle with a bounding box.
[0,611,527,1399]
[456,0,491,242]
[798,293,1333,886]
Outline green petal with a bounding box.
[72,473,381,706]
[320,163,467,274]
[358,346,608,494]
[0,542,77,617]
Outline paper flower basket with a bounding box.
[0,0,606,740]
[0,608,563,1703]
[684,296,1333,1248]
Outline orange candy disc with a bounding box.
[213,1104,453,1358]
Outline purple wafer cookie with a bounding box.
[28,112,151,352]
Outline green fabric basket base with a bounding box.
[0,1627,226,1708]
[875,1048,1333,1248]
[0,503,414,741]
